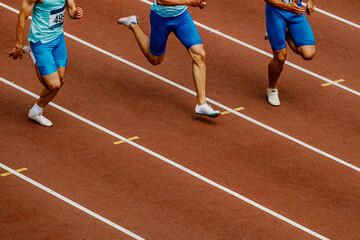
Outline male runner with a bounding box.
[8,0,83,126]
[265,0,315,106]
[117,0,220,118]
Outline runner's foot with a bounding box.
[23,45,36,64]
[195,103,220,118]
[267,88,280,106]
[23,45,31,54]
[117,15,138,28]
[28,110,53,127]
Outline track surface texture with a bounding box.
[1,0,359,239]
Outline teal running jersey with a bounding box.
[151,0,187,18]
[29,0,66,43]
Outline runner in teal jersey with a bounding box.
[117,0,220,118]
[9,0,83,127]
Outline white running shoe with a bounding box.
[267,88,280,106]
[195,103,220,118]
[264,32,269,40]
[28,111,53,127]
[23,45,31,54]
[23,45,36,64]
[117,15,138,28]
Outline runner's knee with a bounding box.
[298,46,315,61]
[148,54,163,66]
[192,48,206,65]
[47,76,63,91]
[274,50,287,65]
[47,81,62,91]
[301,50,315,61]
[149,58,162,66]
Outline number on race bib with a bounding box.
[49,5,66,29]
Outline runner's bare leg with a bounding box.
[189,44,207,105]
[36,67,66,108]
[130,23,164,65]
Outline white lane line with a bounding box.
[63,32,360,173]
[140,0,360,96]
[303,3,360,29]
[1,2,359,173]
[0,162,145,240]
[143,0,360,30]
[315,8,360,29]
[0,77,328,240]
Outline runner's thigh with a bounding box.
[266,4,287,51]
[173,10,202,50]
[149,11,174,56]
[288,14,315,47]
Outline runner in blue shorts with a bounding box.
[8,0,83,126]
[117,0,220,118]
[264,0,316,106]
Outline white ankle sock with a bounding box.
[29,103,43,116]
[197,103,207,108]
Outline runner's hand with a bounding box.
[8,46,23,60]
[306,0,315,15]
[187,0,206,8]
[199,0,207,9]
[287,0,305,15]
[74,7,83,19]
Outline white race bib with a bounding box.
[49,5,65,28]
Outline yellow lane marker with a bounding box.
[322,79,345,87]
[1,167,28,177]
[113,136,139,145]
[221,107,245,115]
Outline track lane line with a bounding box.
[41,38,360,173]
[315,7,360,29]
[303,3,360,29]
[0,76,328,240]
[1,167,27,177]
[63,31,360,172]
[0,162,145,240]
[0,3,354,236]
[1,3,359,172]
[142,0,360,30]
[139,0,360,96]
[1,1,359,98]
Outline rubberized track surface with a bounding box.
[1,1,359,239]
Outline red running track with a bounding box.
[1,0,360,239]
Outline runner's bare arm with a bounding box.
[66,0,83,19]
[8,0,36,60]
[264,0,305,15]
[156,0,207,8]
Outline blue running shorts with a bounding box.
[149,9,203,56]
[30,32,68,76]
[265,4,315,51]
